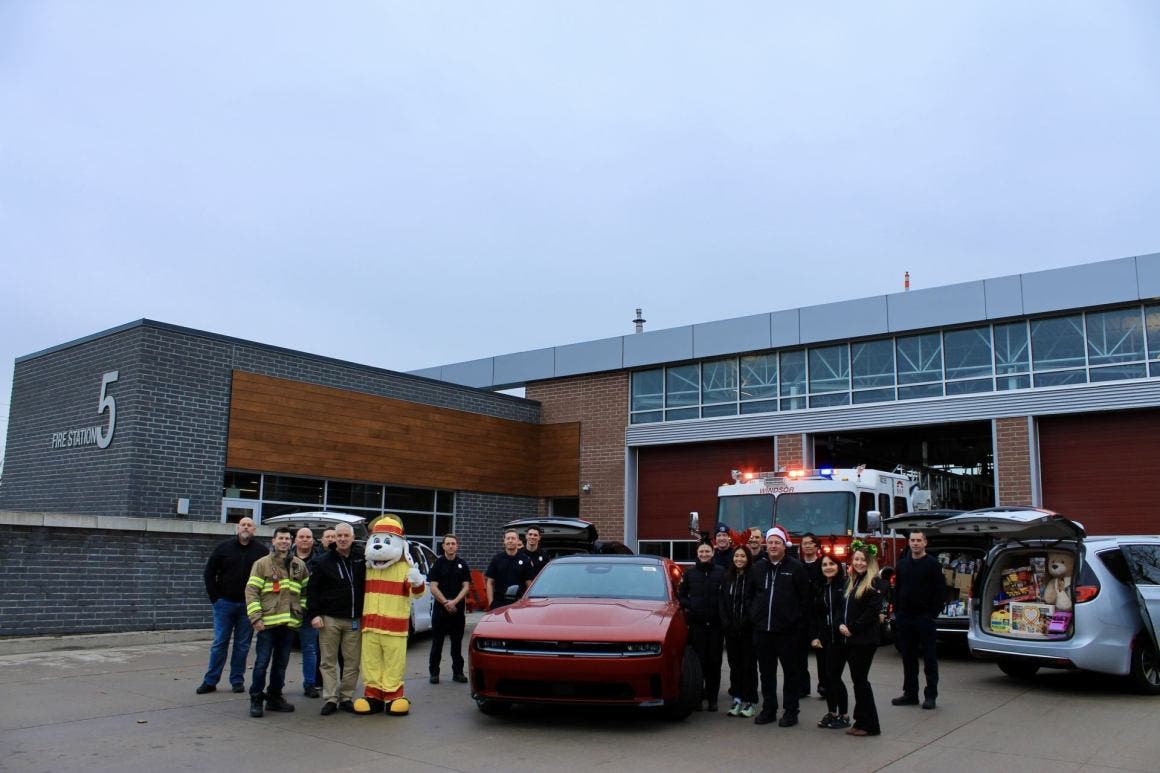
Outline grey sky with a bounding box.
[3,2,1160,466]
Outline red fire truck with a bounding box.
[691,466,929,568]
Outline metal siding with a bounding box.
[493,347,554,387]
[409,366,443,380]
[1136,252,1160,300]
[1038,409,1160,534]
[623,325,694,367]
[887,281,988,331]
[626,379,1160,446]
[693,314,772,358]
[799,296,888,344]
[555,337,622,377]
[985,274,1025,319]
[1021,256,1139,315]
[441,357,494,388]
[770,309,800,347]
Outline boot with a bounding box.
[249,693,265,718]
[265,694,295,712]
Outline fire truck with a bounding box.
[691,466,930,569]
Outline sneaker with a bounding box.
[249,695,264,718]
[338,700,355,713]
[320,702,338,716]
[754,709,778,725]
[195,683,216,695]
[727,703,742,717]
[265,694,295,713]
[817,712,835,728]
[922,697,937,710]
[829,715,850,729]
[778,712,799,727]
[304,685,320,698]
[231,683,245,693]
[891,694,919,706]
[452,674,468,683]
[739,703,757,719]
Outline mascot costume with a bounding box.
[352,514,426,716]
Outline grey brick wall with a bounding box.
[0,525,225,635]
[1,320,542,521]
[452,491,540,570]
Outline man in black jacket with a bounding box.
[678,542,726,711]
[747,526,812,727]
[197,517,266,694]
[428,533,473,684]
[891,530,943,710]
[307,523,366,715]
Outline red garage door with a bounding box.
[637,438,773,540]
[1039,409,1160,535]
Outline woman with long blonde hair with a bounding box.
[838,542,883,736]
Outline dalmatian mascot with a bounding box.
[352,514,426,716]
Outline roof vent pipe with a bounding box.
[633,308,646,334]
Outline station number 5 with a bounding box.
[96,371,119,449]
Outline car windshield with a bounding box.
[774,492,854,535]
[527,561,669,601]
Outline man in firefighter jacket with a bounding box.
[352,514,426,716]
[245,526,310,718]
[747,526,812,727]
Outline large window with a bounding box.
[222,472,455,548]
[627,304,1158,423]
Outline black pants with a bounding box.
[847,642,880,734]
[429,607,466,677]
[800,633,825,693]
[819,642,849,716]
[896,614,939,700]
[688,622,724,704]
[753,630,803,716]
[724,629,758,704]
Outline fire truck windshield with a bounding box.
[716,494,774,534]
[775,492,855,536]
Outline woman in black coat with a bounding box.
[678,542,725,711]
[809,554,849,729]
[840,542,884,736]
[719,546,758,717]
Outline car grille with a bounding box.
[494,678,637,701]
[474,639,661,657]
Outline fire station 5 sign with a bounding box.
[50,371,119,450]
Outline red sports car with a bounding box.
[469,554,701,719]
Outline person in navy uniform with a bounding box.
[485,529,529,610]
[519,525,548,589]
[427,533,473,684]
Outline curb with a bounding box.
[0,629,214,656]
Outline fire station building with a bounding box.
[1,250,1159,635]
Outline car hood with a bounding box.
[475,598,674,638]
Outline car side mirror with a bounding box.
[688,511,700,537]
[504,584,521,602]
[867,510,882,534]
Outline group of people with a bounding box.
[678,524,943,736]
[198,518,480,717]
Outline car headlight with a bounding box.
[475,638,508,651]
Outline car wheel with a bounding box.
[663,646,703,721]
[997,660,1040,680]
[1128,636,1160,695]
[475,698,512,716]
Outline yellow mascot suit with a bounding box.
[352,514,426,716]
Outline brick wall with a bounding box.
[995,416,1033,506]
[0,321,541,521]
[451,492,540,570]
[776,434,804,469]
[526,372,628,541]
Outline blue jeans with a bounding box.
[298,625,319,688]
[250,625,295,698]
[202,598,253,687]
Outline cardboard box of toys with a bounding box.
[1009,602,1053,636]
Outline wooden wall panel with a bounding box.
[226,371,578,498]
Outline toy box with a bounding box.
[1001,567,1037,602]
[990,608,1011,633]
[1009,602,1054,636]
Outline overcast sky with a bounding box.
[3,2,1160,466]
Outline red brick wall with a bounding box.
[776,434,804,469]
[995,416,1033,506]
[526,373,628,541]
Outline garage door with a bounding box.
[1039,409,1160,534]
[637,438,773,540]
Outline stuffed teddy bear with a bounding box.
[352,514,426,716]
[1041,551,1074,612]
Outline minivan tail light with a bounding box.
[1073,584,1099,603]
